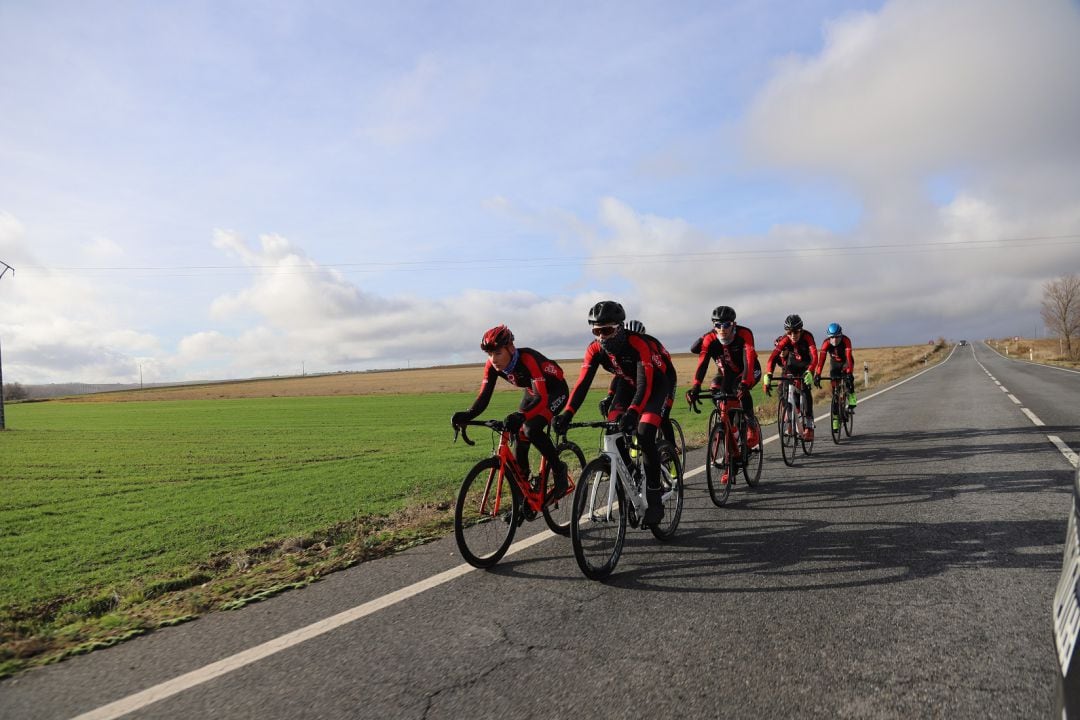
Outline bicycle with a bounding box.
[452,419,586,568]
[689,388,762,506]
[568,421,684,581]
[772,372,814,466]
[828,373,855,443]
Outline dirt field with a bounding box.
[64,343,949,402]
[985,336,1080,368]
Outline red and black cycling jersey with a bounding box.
[465,347,568,421]
[603,332,677,399]
[815,334,855,375]
[566,332,672,417]
[766,331,818,375]
[691,325,759,388]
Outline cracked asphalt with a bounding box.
[2,342,1077,719]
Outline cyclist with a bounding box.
[685,305,762,456]
[764,314,818,441]
[598,320,679,452]
[451,325,570,497]
[553,301,675,527]
[814,322,857,410]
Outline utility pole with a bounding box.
[0,260,13,430]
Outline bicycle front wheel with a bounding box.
[830,391,842,445]
[454,457,520,568]
[705,423,733,506]
[650,440,684,540]
[543,441,587,536]
[742,415,762,487]
[778,401,796,467]
[571,456,627,581]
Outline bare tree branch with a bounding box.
[1041,273,1080,359]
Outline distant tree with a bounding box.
[3,382,29,401]
[1042,273,1080,360]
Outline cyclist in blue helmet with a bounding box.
[814,322,857,410]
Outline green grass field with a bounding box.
[0,387,716,674]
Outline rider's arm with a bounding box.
[691,334,712,387]
[815,341,829,375]
[465,360,500,417]
[843,336,855,374]
[519,351,551,422]
[805,332,819,372]
[564,343,602,415]
[764,340,783,376]
[628,335,656,413]
[741,328,758,386]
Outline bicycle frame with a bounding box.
[459,422,559,515]
[588,430,649,523]
[779,374,804,428]
[708,394,744,463]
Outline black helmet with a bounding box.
[784,314,803,331]
[625,320,646,334]
[588,300,626,326]
[711,305,736,324]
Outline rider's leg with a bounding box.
[514,436,533,481]
[637,421,664,525]
[522,416,566,494]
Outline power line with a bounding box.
[14,233,1080,277]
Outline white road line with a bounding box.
[982,348,1077,469]
[71,532,554,720]
[1049,436,1080,469]
[70,349,955,720]
[1022,408,1046,426]
[984,342,1080,375]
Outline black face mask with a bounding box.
[600,328,628,354]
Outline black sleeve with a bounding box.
[465,361,500,417]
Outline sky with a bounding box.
[1,0,1079,385]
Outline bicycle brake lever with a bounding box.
[458,424,476,446]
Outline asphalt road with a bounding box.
[2,342,1078,719]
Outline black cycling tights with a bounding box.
[515,416,559,475]
[635,422,661,491]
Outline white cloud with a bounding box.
[744,0,1080,181]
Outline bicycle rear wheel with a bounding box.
[543,441,587,536]
[705,423,733,506]
[650,440,683,540]
[742,415,762,487]
[778,401,796,467]
[571,457,627,581]
[662,417,687,466]
[844,402,854,437]
[830,390,842,444]
[454,457,520,568]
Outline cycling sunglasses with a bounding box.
[714,321,735,330]
[591,324,620,337]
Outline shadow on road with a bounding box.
[492,422,1074,591]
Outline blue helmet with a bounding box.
[827,322,842,338]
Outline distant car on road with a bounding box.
[959,340,968,346]
[1054,462,1080,716]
